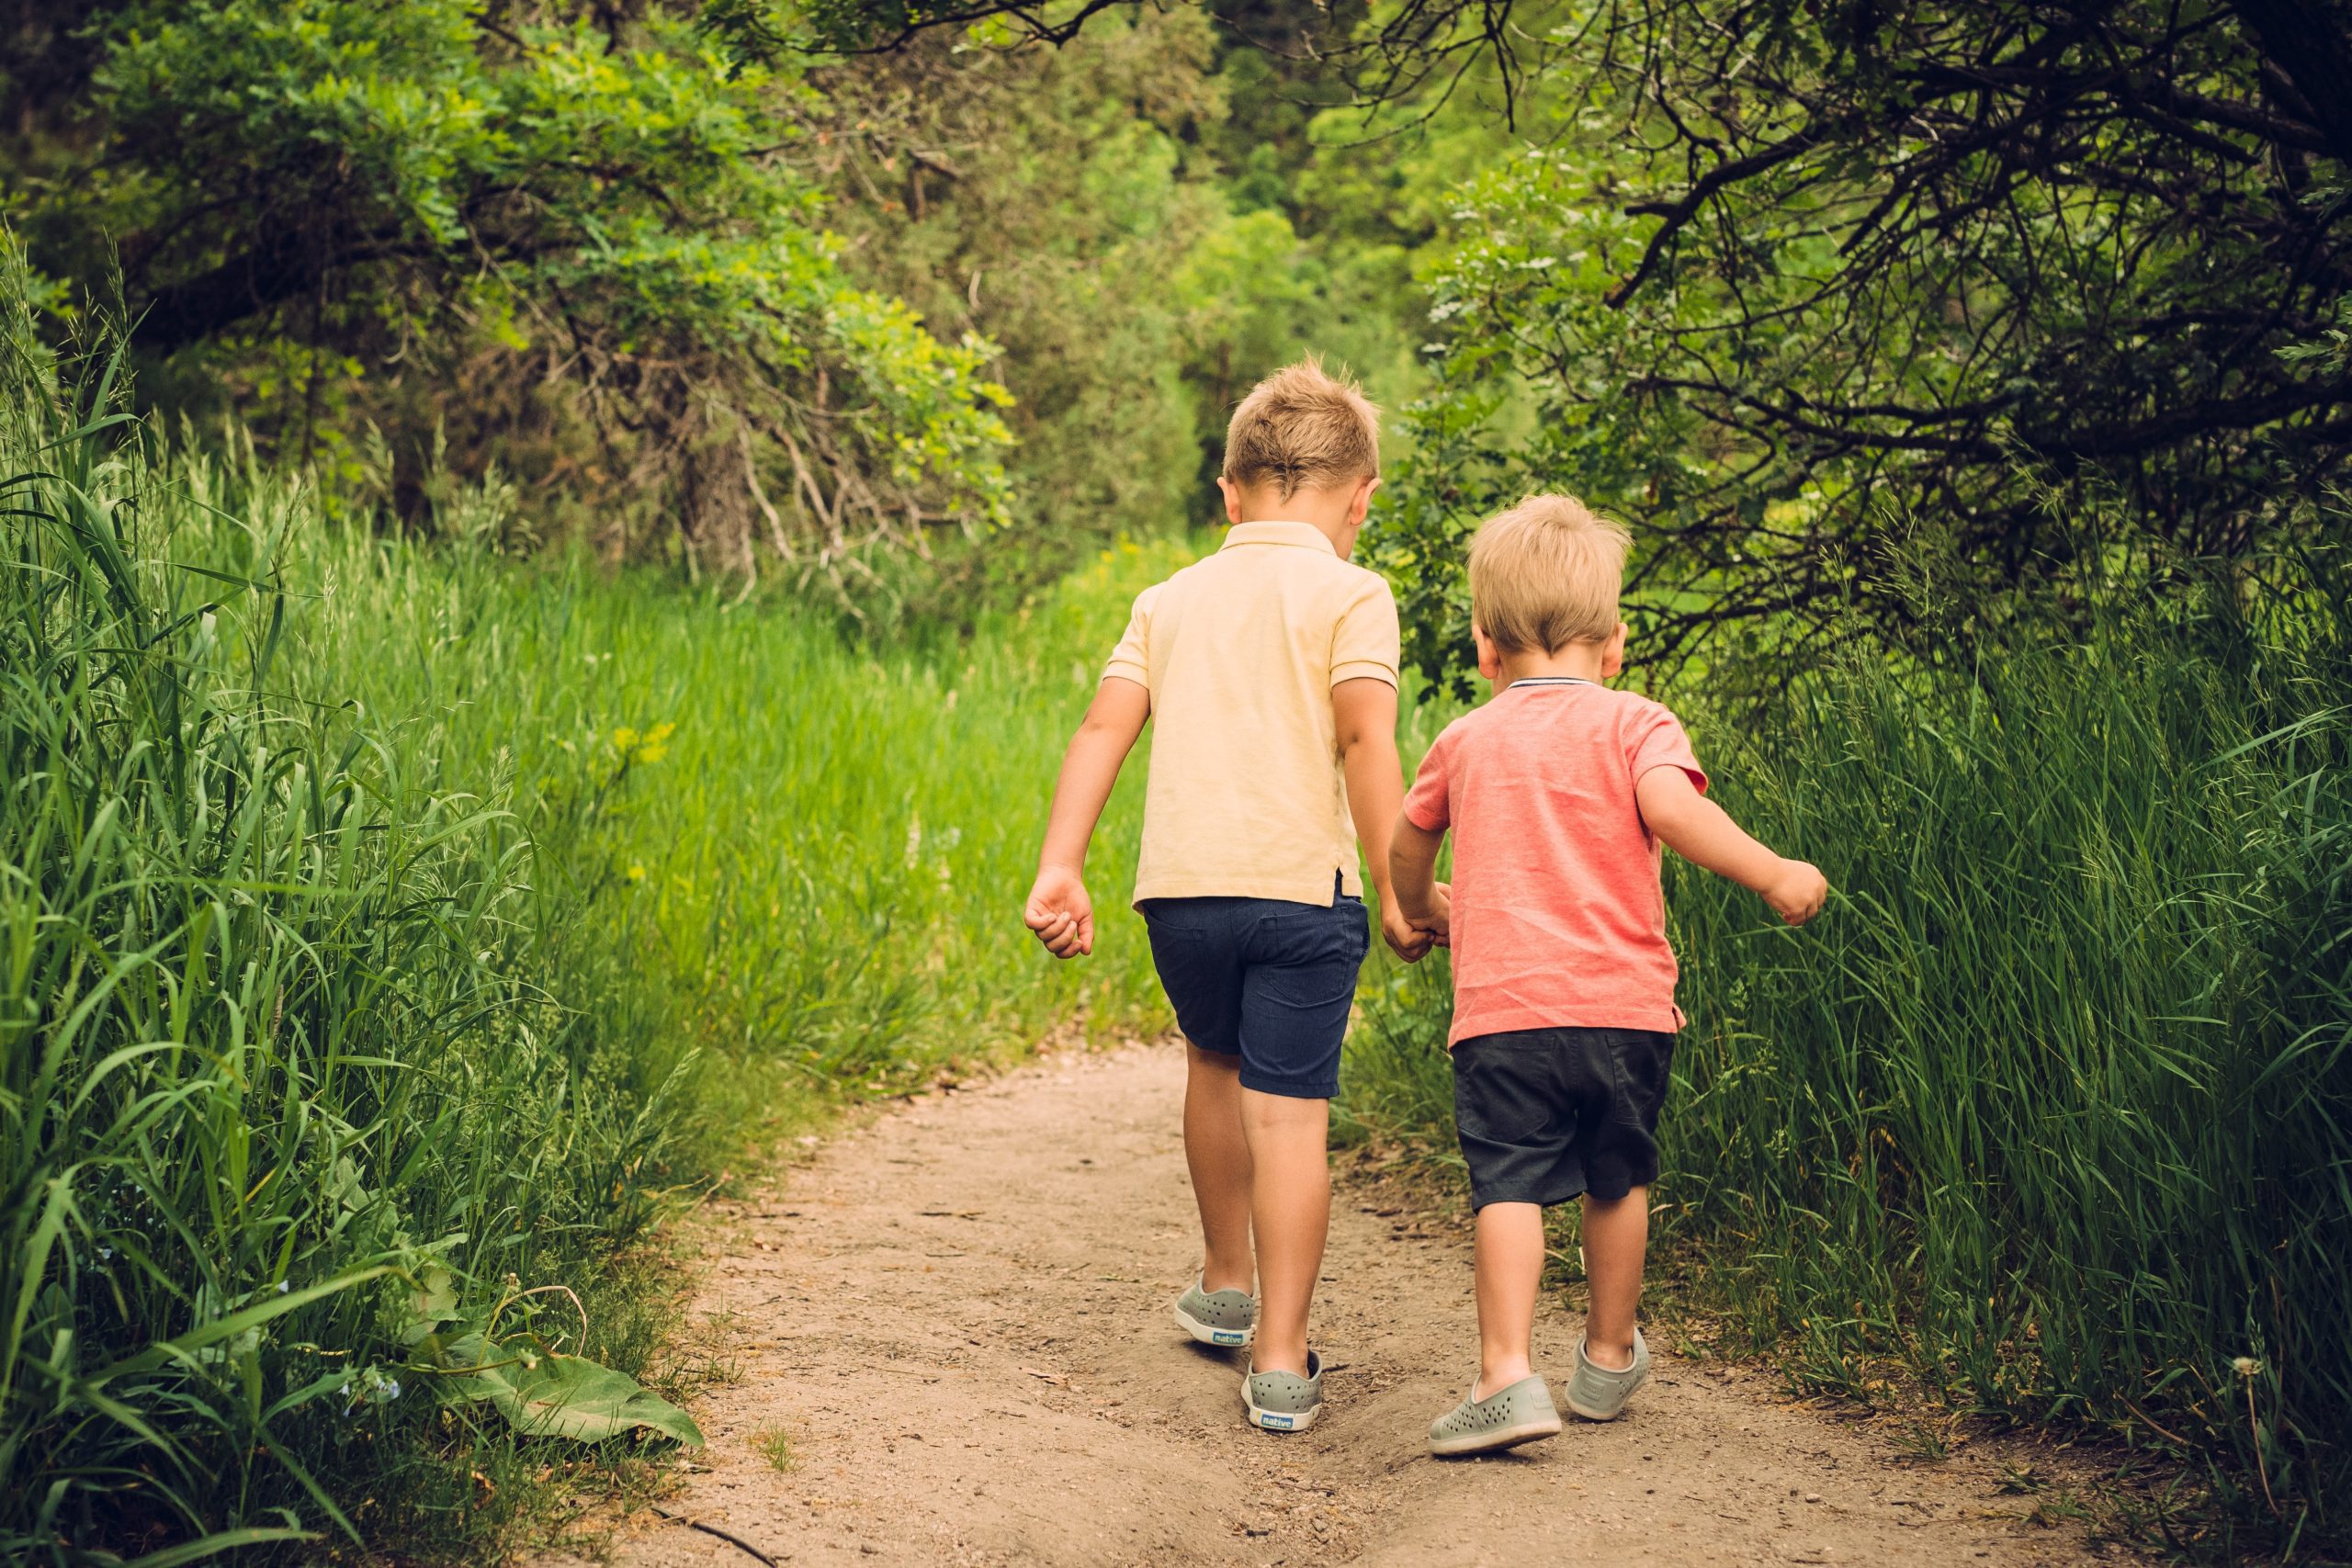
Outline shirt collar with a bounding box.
[1220,521,1341,556]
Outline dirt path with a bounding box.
[552,1043,2123,1567]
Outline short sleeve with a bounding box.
[1629,703,1708,794]
[1103,584,1159,688]
[1402,729,1454,831]
[1329,575,1401,689]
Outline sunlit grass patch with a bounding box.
[752,1427,799,1472]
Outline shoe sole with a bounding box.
[1172,1300,1254,1349]
[1430,1415,1564,1457]
[1242,1390,1320,1432]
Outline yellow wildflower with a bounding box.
[613,720,677,764]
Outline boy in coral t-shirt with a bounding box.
[1389,494,1828,1456]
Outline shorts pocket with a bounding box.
[1606,1029,1675,1129]
[1246,928,1361,1016]
[1451,1035,1558,1147]
[1142,904,1250,1052]
[1254,899,1365,967]
[1140,897,1234,938]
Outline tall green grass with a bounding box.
[0,246,1173,1561]
[0,279,698,1560]
[285,533,1172,1122]
[1347,569,2352,1552]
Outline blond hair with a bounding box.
[1222,358,1381,499]
[1468,493,1632,652]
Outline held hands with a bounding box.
[1024,863,1094,958]
[1763,859,1830,925]
[1383,881,1451,963]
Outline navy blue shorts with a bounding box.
[1139,889,1369,1100]
[1452,1026,1676,1209]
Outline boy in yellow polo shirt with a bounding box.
[1023,359,1430,1433]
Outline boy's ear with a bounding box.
[1348,473,1381,525]
[1473,623,1498,682]
[1600,621,1628,679]
[1216,476,1242,526]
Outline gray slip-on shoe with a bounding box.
[1429,1373,1563,1456]
[1241,1350,1323,1432]
[1172,1276,1257,1349]
[1564,1327,1650,1421]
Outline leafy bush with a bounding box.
[1366,6,2352,680]
[15,0,1016,578]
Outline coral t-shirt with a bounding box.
[1402,678,1707,1046]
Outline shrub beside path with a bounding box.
[546,1044,2131,1567]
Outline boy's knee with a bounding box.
[1584,1185,1644,1206]
[1238,1087,1330,1134]
[1185,1040,1240,1073]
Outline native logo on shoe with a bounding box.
[1258,1412,1295,1428]
[1212,1328,1246,1345]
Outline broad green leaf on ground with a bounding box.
[447,1352,704,1447]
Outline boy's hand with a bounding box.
[1025,865,1095,958]
[1380,897,1431,962]
[1382,882,1450,963]
[1763,859,1829,926]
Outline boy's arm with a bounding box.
[1634,766,1828,925]
[1333,677,1434,961]
[1025,676,1151,959]
[1388,816,1450,959]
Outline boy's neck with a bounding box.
[1493,644,1609,687]
[1227,482,1371,559]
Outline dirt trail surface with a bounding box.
[550,1044,2121,1568]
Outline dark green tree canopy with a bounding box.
[1377,0,2352,679]
[9,0,2344,661]
[726,0,2352,673]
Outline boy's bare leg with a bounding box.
[1238,1088,1329,1376]
[1182,1043,1256,1294]
[1472,1201,1544,1396]
[1580,1188,1649,1369]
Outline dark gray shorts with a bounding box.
[1139,889,1369,1100]
[1452,1026,1676,1209]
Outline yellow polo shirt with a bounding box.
[1104,522,1401,907]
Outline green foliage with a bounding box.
[1374,2,2352,678]
[0,244,1171,1561]
[447,1350,705,1447]
[1345,558,2352,1551]
[2,0,1519,603]
[294,530,1177,1103]
[17,0,1015,576]
[797,8,1451,600]
[0,252,697,1561]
